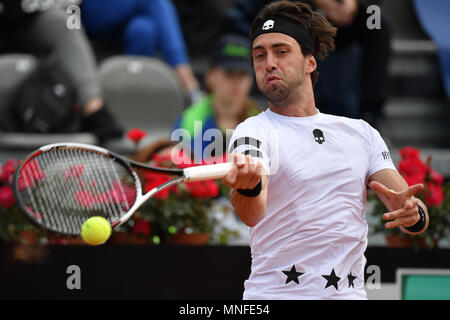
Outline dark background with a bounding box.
[1,244,449,299]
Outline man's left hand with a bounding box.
[369,181,424,230]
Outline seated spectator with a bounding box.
[80,0,204,105]
[172,34,260,162]
[224,0,392,128]
[0,0,123,143]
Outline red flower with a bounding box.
[75,191,96,209]
[17,174,34,191]
[171,149,195,169]
[26,206,43,221]
[21,159,46,183]
[0,159,18,183]
[109,182,137,207]
[403,173,426,187]
[185,180,219,198]
[397,147,445,207]
[151,153,175,170]
[399,146,420,159]
[0,186,15,209]
[63,164,85,179]
[132,217,151,236]
[95,183,137,209]
[398,155,427,186]
[171,153,223,199]
[127,128,147,144]
[95,192,110,204]
[429,169,444,186]
[425,181,444,207]
[89,180,97,189]
[14,159,45,191]
[143,172,175,199]
[152,153,172,164]
[204,180,220,198]
[172,151,228,169]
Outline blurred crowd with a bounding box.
[0,0,448,153]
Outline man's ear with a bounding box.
[306,54,317,75]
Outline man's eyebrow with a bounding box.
[252,45,265,51]
[252,42,292,51]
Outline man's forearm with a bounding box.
[230,190,266,227]
[230,176,268,227]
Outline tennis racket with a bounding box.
[12,142,233,235]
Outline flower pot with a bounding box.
[385,235,414,247]
[48,235,86,245]
[66,237,86,245]
[385,235,438,248]
[110,232,150,245]
[109,232,131,244]
[168,231,209,245]
[18,230,39,245]
[129,234,150,245]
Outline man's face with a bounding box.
[252,32,315,106]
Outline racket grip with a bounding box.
[184,162,234,181]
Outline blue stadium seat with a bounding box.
[98,56,185,152]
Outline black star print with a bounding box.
[348,273,357,288]
[322,268,341,290]
[282,265,304,285]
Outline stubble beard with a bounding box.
[260,68,305,108]
[261,77,303,107]
[263,81,289,107]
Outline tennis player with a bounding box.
[223,1,429,299]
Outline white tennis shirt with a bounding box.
[229,108,396,300]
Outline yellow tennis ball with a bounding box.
[81,216,111,245]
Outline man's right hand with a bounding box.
[223,153,264,191]
[224,153,268,227]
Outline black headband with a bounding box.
[251,17,316,54]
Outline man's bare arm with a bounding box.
[223,153,268,227]
[230,174,268,227]
[369,169,429,235]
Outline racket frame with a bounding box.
[13,143,184,235]
[13,142,233,235]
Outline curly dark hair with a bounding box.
[250,1,336,87]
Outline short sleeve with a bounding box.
[228,120,271,175]
[366,123,397,177]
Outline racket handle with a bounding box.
[184,162,234,181]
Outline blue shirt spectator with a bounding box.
[81,0,203,104]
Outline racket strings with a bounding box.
[16,148,138,234]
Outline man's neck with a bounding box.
[268,87,317,117]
